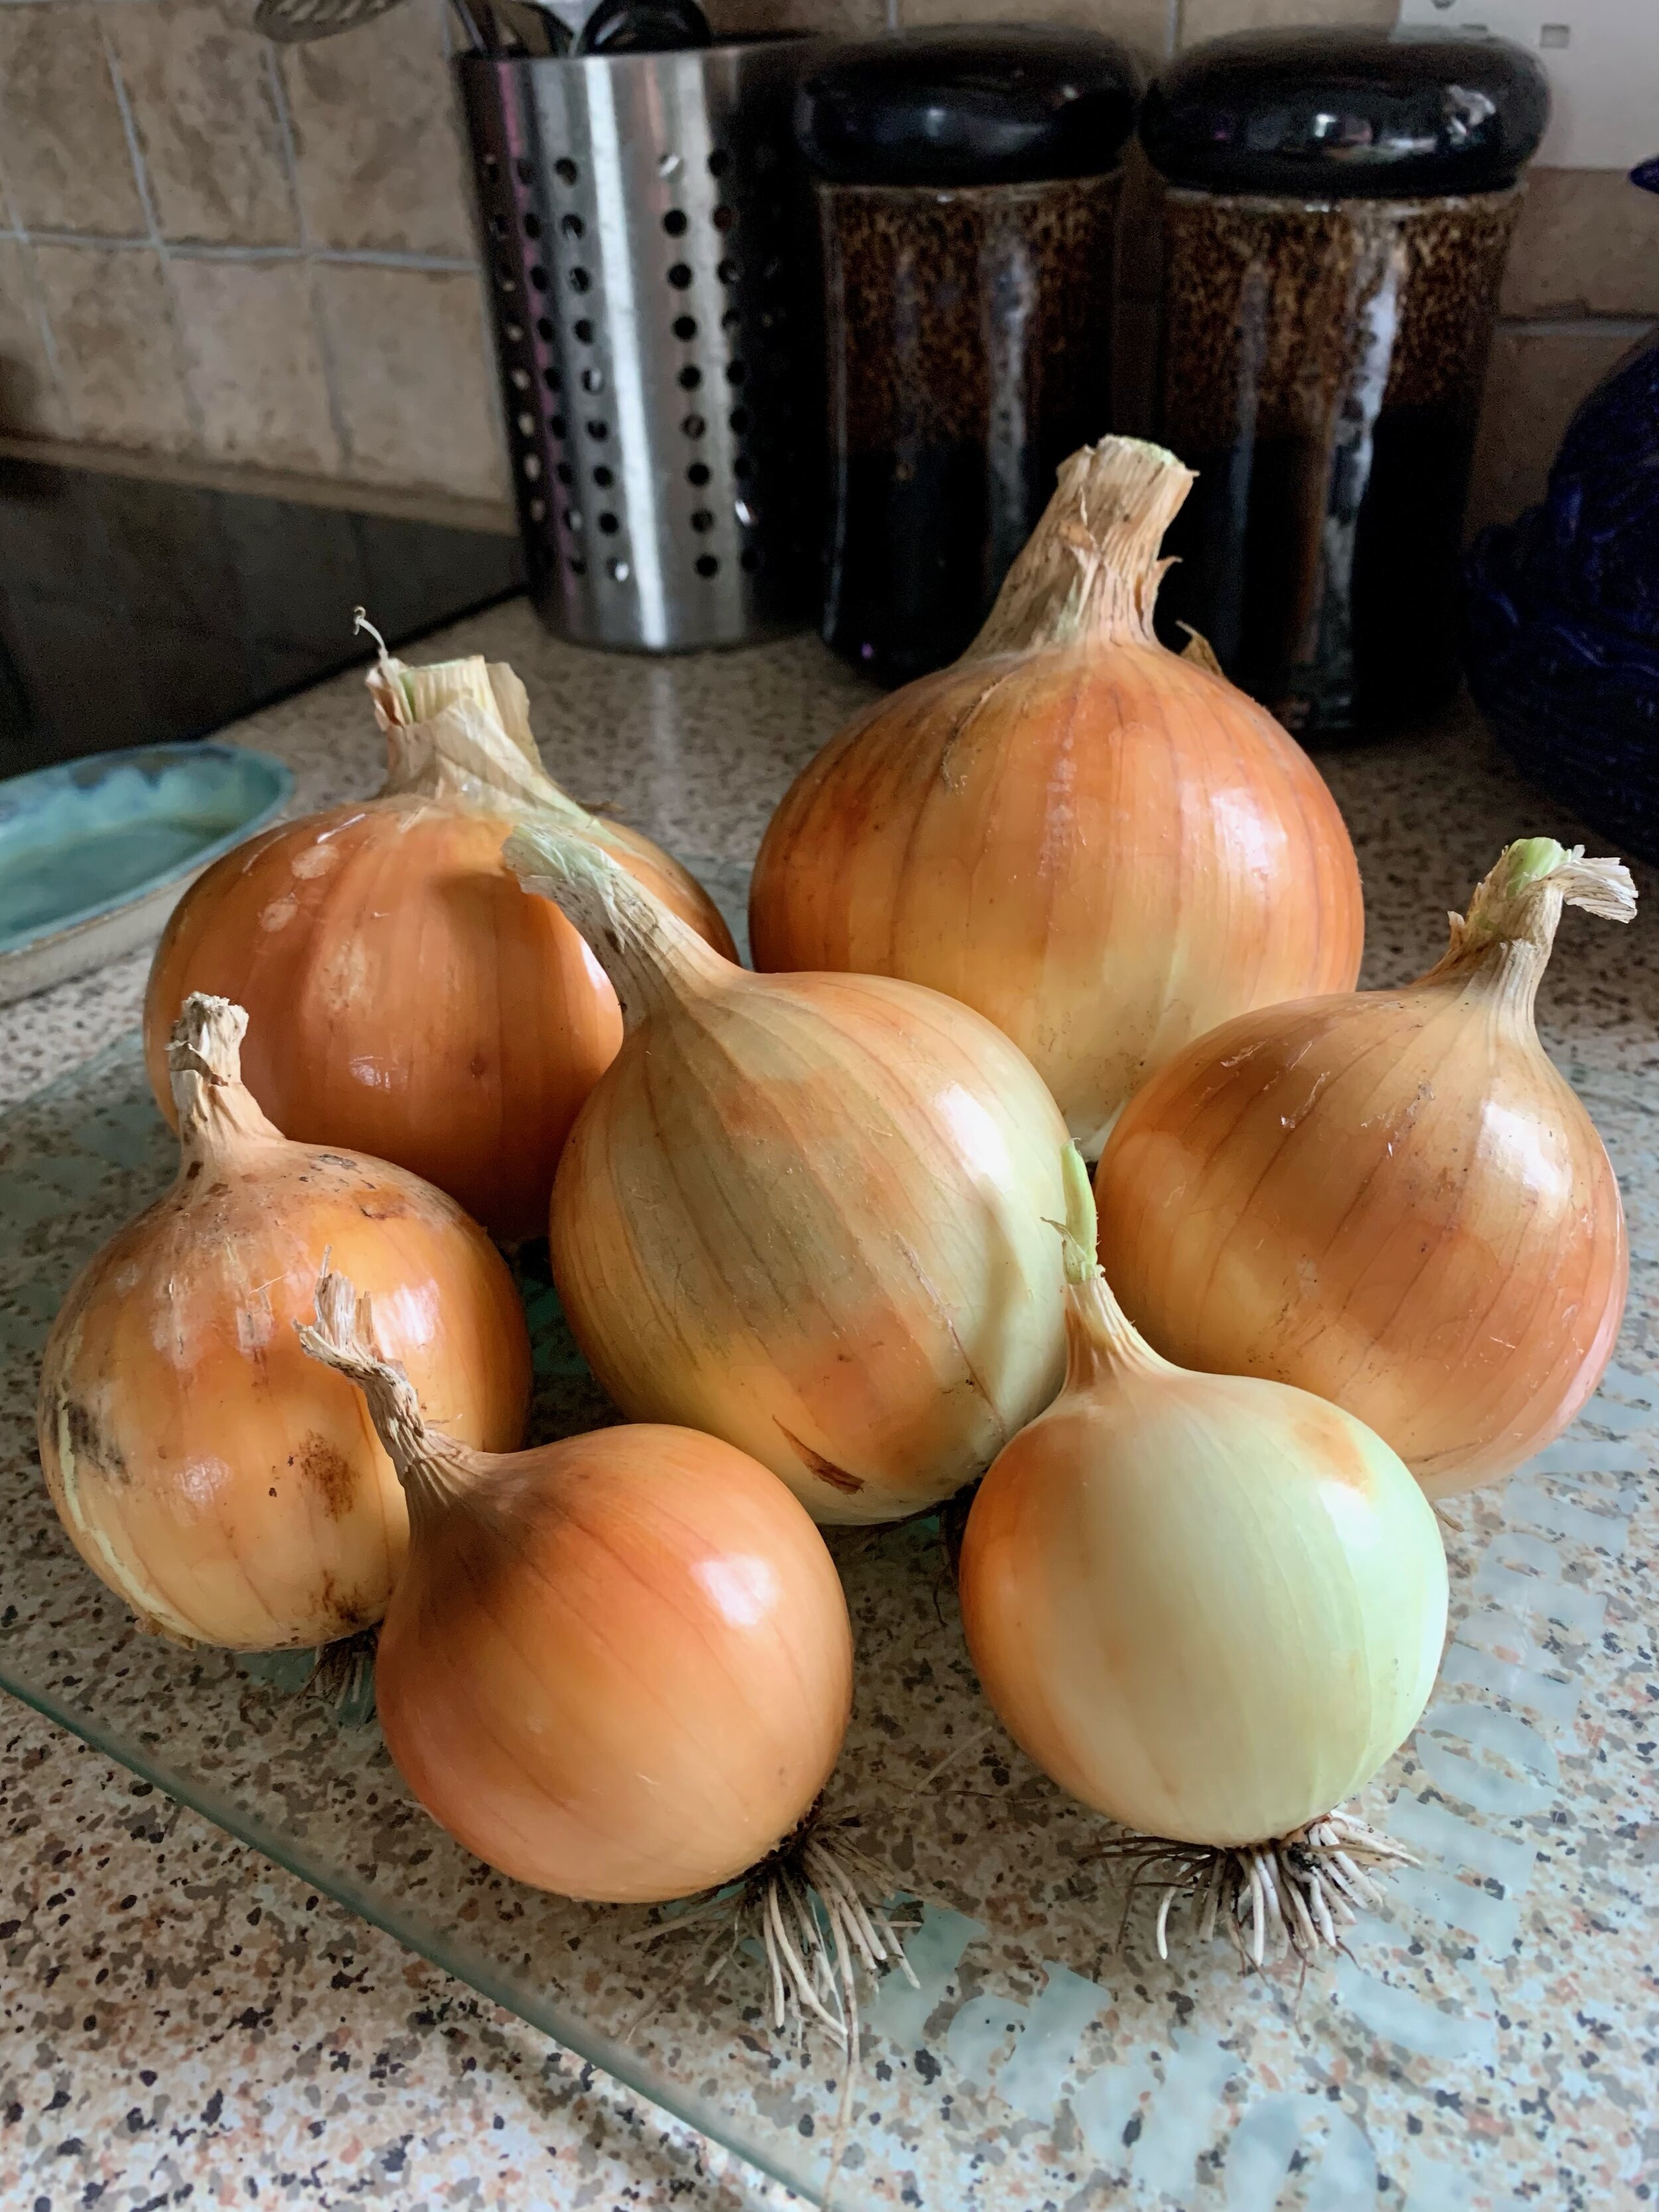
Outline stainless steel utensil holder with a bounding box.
[459,41,819,653]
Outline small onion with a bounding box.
[959,1150,1447,1964]
[296,1270,853,1904]
[503,821,1071,1526]
[749,437,1364,1155]
[143,640,735,1238]
[1094,838,1636,1496]
[38,995,529,1651]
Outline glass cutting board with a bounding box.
[2,891,1653,2209]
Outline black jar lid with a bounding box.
[795,27,1140,188]
[1139,29,1549,198]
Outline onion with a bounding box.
[502,821,1070,1525]
[296,1267,863,1906]
[959,1149,1447,1965]
[1094,838,1636,1497]
[37,995,529,1651]
[143,633,735,1238]
[749,437,1364,1155]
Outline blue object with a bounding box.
[1465,160,1659,860]
[0,742,292,986]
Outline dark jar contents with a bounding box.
[820,173,1119,685]
[1139,27,1546,738]
[798,26,1136,686]
[1153,186,1521,735]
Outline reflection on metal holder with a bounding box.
[459,42,821,653]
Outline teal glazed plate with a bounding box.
[0,743,293,1007]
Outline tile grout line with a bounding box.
[1497,314,1657,338]
[435,0,513,480]
[263,35,356,480]
[96,5,211,456]
[96,12,163,256]
[13,228,1646,327]
[11,231,71,432]
[0,66,21,241]
[0,9,68,433]
[6,226,476,273]
[261,35,311,256]
[175,242,477,271]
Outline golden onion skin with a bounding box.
[751,549,1363,1157]
[143,798,735,1241]
[959,1309,1448,1847]
[1094,892,1630,1499]
[376,1424,853,1903]
[38,1132,530,1653]
[548,966,1070,1526]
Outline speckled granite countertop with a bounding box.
[3,601,1657,2212]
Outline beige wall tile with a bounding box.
[102,0,298,248]
[0,239,70,438]
[1467,322,1653,534]
[708,0,887,33]
[897,0,1171,66]
[1179,0,1394,41]
[171,257,340,473]
[1502,169,1659,322]
[0,1,147,238]
[315,261,508,501]
[31,243,198,455]
[280,0,476,258]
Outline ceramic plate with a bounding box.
[0,743,294,1007]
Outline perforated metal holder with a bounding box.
[459,41,821,653]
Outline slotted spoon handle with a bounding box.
[253,0,416,44]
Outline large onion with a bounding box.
[1094,838,1636,1497]
[37,995,529,1651]
[960,1150,1447,1964]
[296,1270,853,1903]
[143,642,735,1238]
[749,437,1364,1155]
[504,821,1070,1525]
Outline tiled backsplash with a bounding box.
[0,0,1655,530]
[0,0,504,500]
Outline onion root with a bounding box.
[1096,1805,1416,1970]
[640,1810,914,2049]
[638,1810,915,2202]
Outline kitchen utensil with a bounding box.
[253,0,409,43]
[494,0,569,54]
[459,38,820,652]
[523,0,599,45]
[575,0,709,55]
[450,0,490,52]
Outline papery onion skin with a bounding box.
[1094,840,1634,1497]
[552,973,1070,1526]
[749,438,1364,1156]
[376,1423,853,1902]
[508,824,1070,1526]
[959,1153,1447,1848]
[143,658,735,1240]
[38,1001,530,1651]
